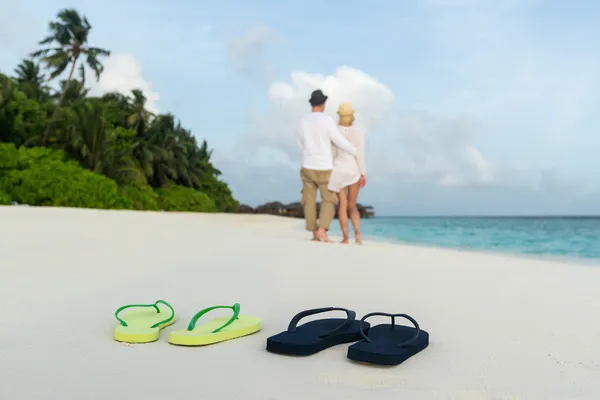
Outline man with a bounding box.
[296,89,358,242]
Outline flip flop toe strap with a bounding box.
[114,300,175,328]
[287,307,357,338]
[359,312,421,347]
[186,303,241,333]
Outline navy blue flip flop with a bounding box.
[347,312,429,366]
[266,307,371,356]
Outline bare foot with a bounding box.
[355,234,363,245]
[341,237,349,244]
[311,231,319,241]
[317,228,334,243]
[320,234,334,243]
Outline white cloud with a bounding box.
[88,53,159,114]
[218,154,590,215]
[387,111,499,187]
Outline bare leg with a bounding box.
[347,181,362,244]
[337,188,349,243]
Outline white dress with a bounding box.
[327,126,366,192]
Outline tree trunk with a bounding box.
[41,56,79,146]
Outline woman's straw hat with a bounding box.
[337,103,355,116]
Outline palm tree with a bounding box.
[13,59,47,100]
[0,75,15,143]
[14,59,44,83]
[31,8,110,146]
[54,79,89,105]
[197,139,221,177]
[67,100,140,183]
[127,89,154,134]
[144,115,180,187]
[67,100,112,172]
[0,74,13,108]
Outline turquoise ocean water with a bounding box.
[328,217,600,261]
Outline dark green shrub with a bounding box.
[120,183,160,210]
[201,178,239,213]
[156,185,217,212]
[0,143,227,213]
[0,143,133,209]
[0,142,64,170]
[0,188,11,205]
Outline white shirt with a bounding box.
[296,112,358,170]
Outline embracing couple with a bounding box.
[296,89,367,244]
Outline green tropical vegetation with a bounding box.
[0,8,238,213]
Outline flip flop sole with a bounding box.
[113,319,176,343]
[347,324,429,366]
[266,319,370,356]
[168,315,261,346]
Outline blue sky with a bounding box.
[1,0,599,215]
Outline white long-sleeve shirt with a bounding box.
[296,112,357,170]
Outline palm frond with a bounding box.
[84,50,106,81]
[30,48,51,58]
[46,21,72,45]
[38,36,56,45]
[85,46,111,56]
[46,57,70,80]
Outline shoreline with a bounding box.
[3,205,599,266]
[2,206,600,399]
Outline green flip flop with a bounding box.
[113,300,176,343]
[168,303,261,346]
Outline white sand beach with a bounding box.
[1,207,600,400]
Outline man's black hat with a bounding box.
[309,89,328,106]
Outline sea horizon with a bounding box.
[374,214,600,219]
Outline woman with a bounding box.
[328,103,367,244]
